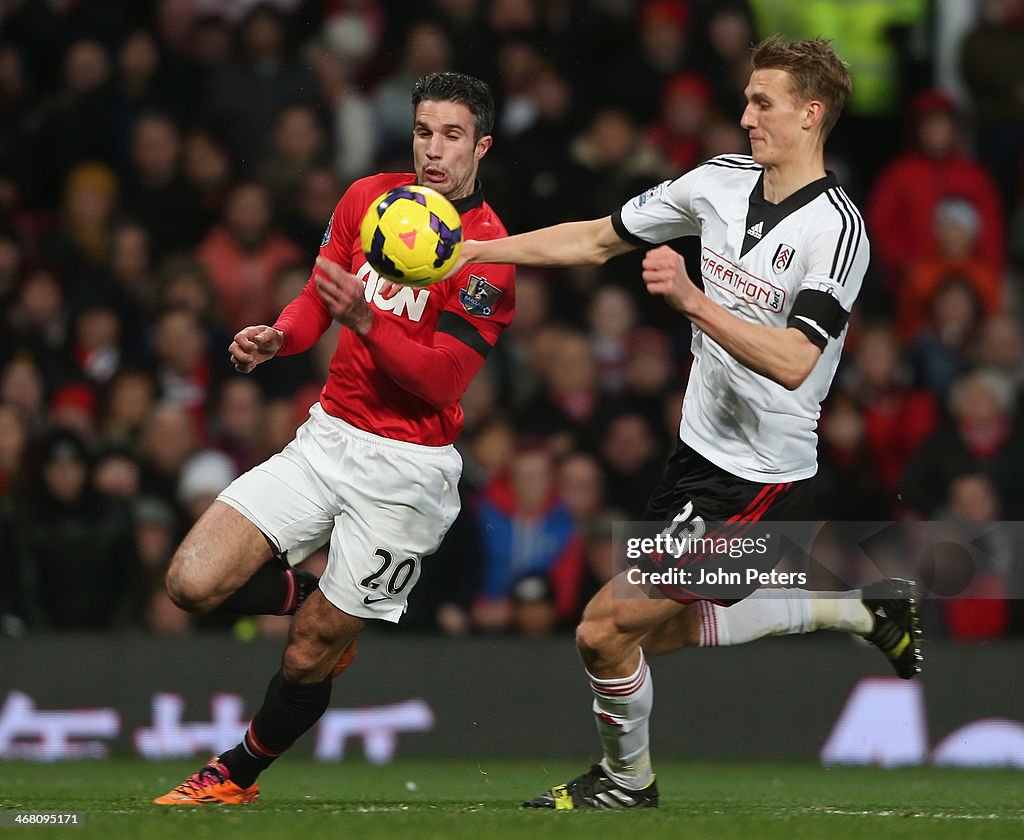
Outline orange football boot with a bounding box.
[153,757,259,806]
[331,639,358,678]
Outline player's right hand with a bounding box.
[229,325,284,373]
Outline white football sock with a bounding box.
[588,651,654,790]
[698,588,873,647]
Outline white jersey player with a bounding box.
[456,35,922,810]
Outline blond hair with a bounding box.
[751,35,852,140]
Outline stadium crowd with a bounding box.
[0,0,1023,641]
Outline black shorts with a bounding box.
[644,441,811,523]
[640,442,811,605]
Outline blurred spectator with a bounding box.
[372,21,453,164]
[960,0,1024,213]
[259,101,330,217]
[473,443,583,631]
[137,401,199,509]
[93,444,142,499]
[319,0,386,79]
[177,448,238,524]
[516,329,618,454]
[485,270,551,408]
[46,162,120,277]
[620,326,676,420]
[156,253,229,347]
[602,0,692,122]
[7,428,141,630]
[29,39,116,203]
[907,277,984,396]
[866,90,1005,294]
[111,29,177,166]
[937,472,1012,641]
[3,266,70,388]
[203,4,322,167]
[210,377,266,472]
[69,301,123,386]
[182,126,233,231]
[898,197,1003,344]
[134,494,189,636]
[811,392,893,520]
[597,412,664,518]
[305,41,375,182]
[151,307,216,435]
[48,381,99,443]
[0,356,47,431]
[104,221,154,342]
[0,227,22,304]
[842,323,938,497]
[494,39,543,140]
[699,112,749,160]
[568,108,667,213]
[902,371,1017,517]
[248,261,320,397]
[101,367,158,448]
[280,166,343,254]
[558,451,607,527]
[122,111,203,260]
[587,284,638,393]
[690,1,756,117]
[0,402,28,498]
[196,180,302,328]
[495,63,578,231]
[645,72,713,175]
[976,314,1024,410]
[462,414,516,489]
[573,508,625,617]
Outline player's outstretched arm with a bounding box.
[643,246,821,391]
[229,325,285,373]
[461,216,633,270]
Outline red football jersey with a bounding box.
[273,173,515,445]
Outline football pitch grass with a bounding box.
[1,759,1022,839]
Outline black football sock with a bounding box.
[219,670,332,788]
[215,561,319,615]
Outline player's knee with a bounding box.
[281,637,327,681]
[575,614,619,667]
[165,558,215,614]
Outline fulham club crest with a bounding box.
[772,243,795,274]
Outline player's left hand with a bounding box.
[315,256,374,335]
[642,245,698,315]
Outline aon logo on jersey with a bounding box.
[355,262,431,322]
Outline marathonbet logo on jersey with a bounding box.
[460,275,501,317]
[701,247,785,312]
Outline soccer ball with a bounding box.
[359,185,463,287]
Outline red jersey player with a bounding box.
[155,72,514,805]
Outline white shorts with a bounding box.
[218,402,462,622]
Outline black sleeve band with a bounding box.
[611,209,649,249]
[437,311,491,358]
[788,316,828,350]
[787,288,850,347]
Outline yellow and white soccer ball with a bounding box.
[359,185,463,287]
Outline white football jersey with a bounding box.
[614,154,869,482]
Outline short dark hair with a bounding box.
[411,72,495,141]
[751,35,852,140]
